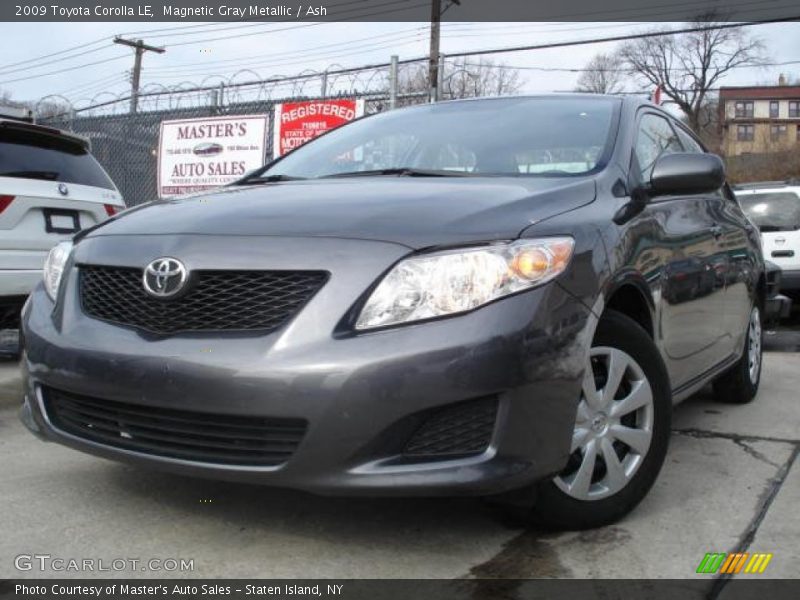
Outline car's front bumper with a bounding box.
[779,269,800,292]
[0,268,41,297]
[20,234,594,496]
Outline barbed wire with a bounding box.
[33,58,434,119]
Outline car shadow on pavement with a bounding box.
[101,460,519,539]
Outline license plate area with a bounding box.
[43,208,80,234]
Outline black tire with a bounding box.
[713,304,762,404]
[527,310,672,530]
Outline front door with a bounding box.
[632,112,728,388]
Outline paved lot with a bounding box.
[0,335,797,584]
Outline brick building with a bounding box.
[719,76,800,156]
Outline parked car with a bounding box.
[0,115,124,354]
[735,181,800,298]
[19,96,765,529]
[763,260,792,328]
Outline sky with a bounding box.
[0,21,798,111]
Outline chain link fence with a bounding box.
[36,55,528,204]
[36,57,449,205]
[41,92,425,205]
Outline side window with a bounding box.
[633,113,683,182]
[675,127,704,153]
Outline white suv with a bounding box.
[1,115,124,347]
[736,181,800,297]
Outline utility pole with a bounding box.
[113,37,165,114]
[428,0,458,103]
[428,0,441,103]
[389,55,399,109]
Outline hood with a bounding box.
[88,177,596,249]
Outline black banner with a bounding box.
[2,0,799,23]
[2,580,800,600]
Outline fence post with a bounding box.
[437,54,446,101]
[389,55,399,110]
[321,71,328,98]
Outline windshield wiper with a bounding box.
[1,170,59,181]
[235,174,307,185]
[320,168,474,179]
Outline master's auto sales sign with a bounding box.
[158,115,268,198]
[273,99,365,158]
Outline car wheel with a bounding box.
[528,310,671,530]
[713,304,762,404]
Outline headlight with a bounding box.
[355,237,575,330]
[43,241,73,301]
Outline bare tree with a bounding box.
[619,17,766,132]
[575,53,626,94]
[30,99,72,120]
[398,58,523,100]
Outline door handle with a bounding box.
[709,225,723,239]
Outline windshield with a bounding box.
[256,97,619,180]
[738,192,800,231]
[0,128,115,190]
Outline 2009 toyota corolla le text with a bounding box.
[19,96,765,529]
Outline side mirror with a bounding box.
[650,152,725,196]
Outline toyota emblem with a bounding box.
[143,258,188,298]
[58,183,69,196]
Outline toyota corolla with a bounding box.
[19,96,765,529]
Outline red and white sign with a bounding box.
[157,114,268,198]
[273,99,365,158]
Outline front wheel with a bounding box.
[528,310,672,530]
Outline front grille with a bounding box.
[0,295,26,330]
[42,387,308,467]
[79,265,328,335]
[403,397,498,459]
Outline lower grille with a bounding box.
[403,397,498,459]
[42,387,307,467]
[79,265,328,335]
[0,295,26,330]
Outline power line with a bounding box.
[462,59,800,73]
[0,54,130,86]
[137,23,652,81]
[163,0,430,48]
[0,38,112,73]
[57,72,129,97]
[117,0,396,37]
[141,19,797,85]
[0,1,410,74]
[144,32,430,79]
[440,17,800,61]
[49,17,800,116]
[0,0,791,79]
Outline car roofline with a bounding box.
[0,117,90,151]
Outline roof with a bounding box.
[719,86,800,100]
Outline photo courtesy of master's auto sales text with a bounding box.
[0,1,798,599]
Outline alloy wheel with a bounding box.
[748,306,762,384]
[555,346,655,501]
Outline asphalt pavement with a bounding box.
[0,321,797,584]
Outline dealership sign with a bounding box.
[157,115,268,197]
[273,99,365,158]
